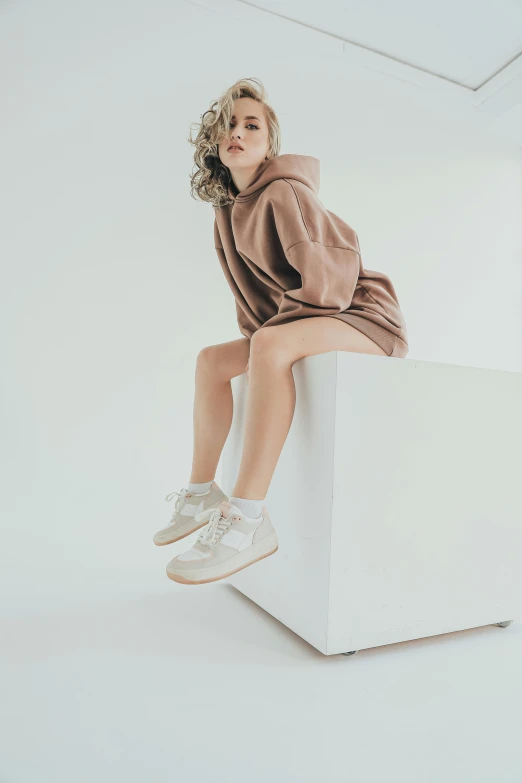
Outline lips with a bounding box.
[228,144,244,151]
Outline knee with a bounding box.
[196,344,221,373]
[249,327,288,366]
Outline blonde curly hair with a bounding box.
[188,77,281,209]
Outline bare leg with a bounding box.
[189,337,250,483]
[231,317,387,499]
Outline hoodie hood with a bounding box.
[227,154,320,203]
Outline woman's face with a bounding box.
[218,97,270,173]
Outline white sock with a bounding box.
[229,496,264,520]
[187,480,213,494]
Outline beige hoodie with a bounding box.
[213,154,409,357]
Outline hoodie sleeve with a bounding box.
[214,215,256,339]
[235,300,255,340]
[258,181,361,330]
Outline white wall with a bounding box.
[1,0,521,599]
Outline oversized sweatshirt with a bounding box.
[213,154,409,357]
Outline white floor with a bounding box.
[2,566,521,783]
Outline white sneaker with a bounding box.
[165,499,278,585]
[152,481,228,546]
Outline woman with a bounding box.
[154,78,409,585]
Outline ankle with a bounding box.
[187,479,214,493]
[229,495,265,520]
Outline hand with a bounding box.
[245,359,249,377]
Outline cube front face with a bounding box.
[223,352,522,656]
[223,354,339,655]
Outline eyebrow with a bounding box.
[231,115,262,122]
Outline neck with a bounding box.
[231,160,266,193]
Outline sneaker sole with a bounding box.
[153,498,227,546]
[166,537,279,585]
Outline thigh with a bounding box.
[255,316,387,365]
[199,336,251,381]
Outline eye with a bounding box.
[229,123,259,130]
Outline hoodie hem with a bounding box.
[326,314,408,357]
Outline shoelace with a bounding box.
[194,506,234,547]
[165,488,193,524]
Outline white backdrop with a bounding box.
[1,0,521,604]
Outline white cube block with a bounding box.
[221,352,522,655]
